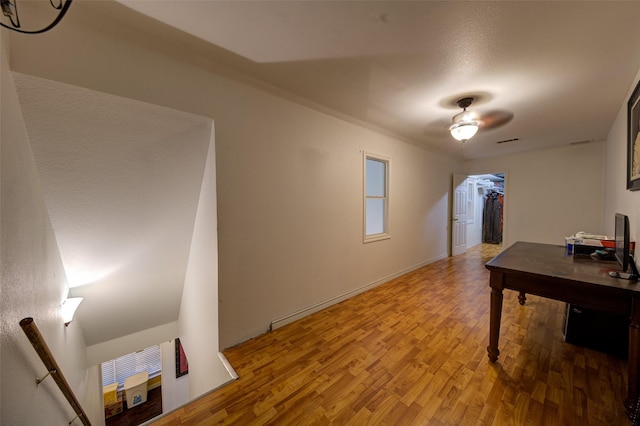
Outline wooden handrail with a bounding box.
[20,317,91,426]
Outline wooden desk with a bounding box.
[485,241,640,413]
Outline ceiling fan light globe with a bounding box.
[449,122,479,142]
[452,110,479,123]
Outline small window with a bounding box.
[101,345,161,388]
[364,153,390,243]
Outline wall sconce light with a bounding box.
[62,297,83,326]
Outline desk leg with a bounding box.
[487,287,503,362]
[626,301,640,416]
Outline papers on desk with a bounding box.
[569,231,615,250]
[575,231,609,241]
[581,239,605,246]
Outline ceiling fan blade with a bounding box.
[479,110,514,130]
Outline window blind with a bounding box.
[101,345,161,386]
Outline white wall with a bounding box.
[160,339,190,413]
[0,34,102,426]
[86,321,178,366]
[8,2,461,350]
[604,68,640,238]
[464,142,605,247]
[178,127,232,400]
[216,100,459,347]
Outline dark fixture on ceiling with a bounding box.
[496,138,520,144]
[444,94,514,143]
[1,0,72,34]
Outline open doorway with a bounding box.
[451,173,506,256]
[102,345,163,425]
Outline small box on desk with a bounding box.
[103,383,118,405]
[573,239,634,256]
[104,394,123,419]
[573,244,616,261]
[601,239,635,256]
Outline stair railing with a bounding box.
[20,317,92,426]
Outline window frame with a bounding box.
[101,344,162,390]
[363,152,390,243]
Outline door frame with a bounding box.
[450,170,508,256]
[451,173,469,256]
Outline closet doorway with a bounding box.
[451,172,506,256]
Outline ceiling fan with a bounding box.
[449,97,481,142]
[444,96,514,143]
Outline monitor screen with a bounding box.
[615,213,630,272]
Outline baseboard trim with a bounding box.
[218,351,238,380]
[141,352,238,426]
[270,253,448,331]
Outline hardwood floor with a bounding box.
[150,244,630,425]
[107,386,162,426]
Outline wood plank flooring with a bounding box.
[150,244,630,425]
[107,387,162,426]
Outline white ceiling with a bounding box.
[10,1,640,350]
[13,73,213,346]
[117,0,640,159]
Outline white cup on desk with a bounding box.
[565,236,576,255]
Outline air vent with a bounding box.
[569,140,592,146]
[496,138,519,144]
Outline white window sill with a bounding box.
[364,233,390,244]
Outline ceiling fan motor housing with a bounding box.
[456,97,474,109]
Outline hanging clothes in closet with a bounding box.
[483,191,503,244]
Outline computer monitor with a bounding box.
[614,213,638,280]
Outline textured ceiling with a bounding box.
[117,0,640,159]
[13,73,213,346]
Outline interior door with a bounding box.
[452,173,468,256]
